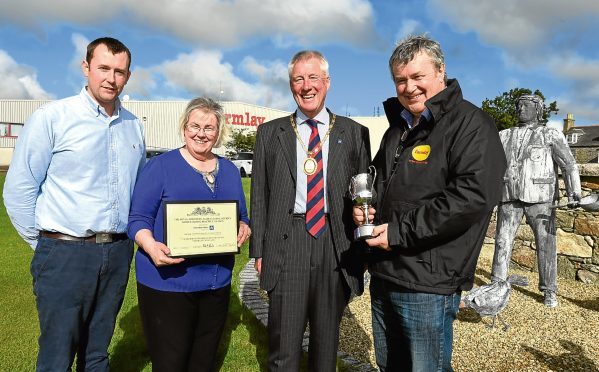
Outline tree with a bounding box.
[226,129,256,156]
[481,88,559,130]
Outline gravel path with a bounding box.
[240,245,599,371]
[340,245,599,371]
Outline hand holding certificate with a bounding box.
[164,200,240,257]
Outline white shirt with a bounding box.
[293,108,330,213]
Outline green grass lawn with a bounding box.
[0,174,352,371]
[0,175,273,371]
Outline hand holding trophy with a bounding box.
[349,166,377,240]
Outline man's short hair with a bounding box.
[288,50,329,78]
[86,37,132,71]
[388,34,446,83]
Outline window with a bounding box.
[0,122,23,137]
[235,152,253,160]
[566,133,578,144]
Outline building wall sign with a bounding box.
[225,112,266,127]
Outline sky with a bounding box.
[1,0,599,129]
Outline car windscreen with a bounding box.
[237,153,253,160]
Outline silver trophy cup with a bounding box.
[349,166,377,240]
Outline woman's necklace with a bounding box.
[191,159,219,188]
[202,169,216,184]
[290,114,336,175]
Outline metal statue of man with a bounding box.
[491,94,581,308]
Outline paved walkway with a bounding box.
[238,258,377,371]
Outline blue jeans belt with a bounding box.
[40,231,129,244]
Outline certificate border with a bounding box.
[163,200,240,258]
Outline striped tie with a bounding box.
[305,119,326,238]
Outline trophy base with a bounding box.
[354,224,375,240]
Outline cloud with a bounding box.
[0,1,122,28]
[0,50,53,99]
[64,33,90,92]
[124,67,157,99]
[0,0,383,49]
[394,19,422,43]
[428,0,599,52]
[240,56,288,84]
[549,55,599,96]
[545,54,599,124]
[546,119,562,131]
[69,33,89,72]
[427,0,599,123]
[155,50,292,109]
[550,95,599,126]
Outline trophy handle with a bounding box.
[368,165,377,184]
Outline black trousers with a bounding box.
[137,282,231,372]
[267,216,350,372]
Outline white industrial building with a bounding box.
[1,99,388,166]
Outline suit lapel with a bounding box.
[327,113,346,194]
[278,115,297,183]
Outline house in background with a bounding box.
[562,113,599,189]
[563,113,599,164]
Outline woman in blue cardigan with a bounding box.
[128,97,250,372]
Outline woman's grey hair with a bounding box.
[388,34,447,83]
[288,50,329,78]
[179,97,230,148]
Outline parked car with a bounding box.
[146,147,169,160]
[231,152,253,177]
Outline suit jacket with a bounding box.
[249,110,371,296]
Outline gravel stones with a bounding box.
[240,246,599,371]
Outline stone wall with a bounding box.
[573,147,599,164]
[483,172,599,285]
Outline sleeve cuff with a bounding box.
[386,221,401,249]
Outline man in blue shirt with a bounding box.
[3,37,145,371]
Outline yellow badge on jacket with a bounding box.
[412,145,431,162]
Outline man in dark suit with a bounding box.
[250,50,371,372]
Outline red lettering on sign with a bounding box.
[225,112,266,127]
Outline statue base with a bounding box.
[354,224,375,241]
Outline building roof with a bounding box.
[565,125,599,147]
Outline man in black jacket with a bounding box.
[354,35,506,371]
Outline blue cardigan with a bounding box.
[128,149,249,292]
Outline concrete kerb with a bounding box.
[238,258,377,371]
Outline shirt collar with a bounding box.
[295,108,330,126]
[401,107,432,129]
[80,86,121,118]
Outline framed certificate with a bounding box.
[163,200,240,257]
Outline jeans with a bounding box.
[370,276,461,372]
[30,236,134,372]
